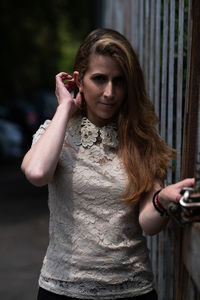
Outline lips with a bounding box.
[99,102,115,108]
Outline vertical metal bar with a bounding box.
[174,2,190,297]
[184,0,192,128]
[166,23,177,296]
[149,0,155,101]
[169,229,175,300]
[151,2,162,297]
[151,235,158,287]
[130,0,139,51]
[123,0,131,40]
[114,0,121,32]
[146,234,151,254]
[181,0,193,179]
[175,0,184,182]
[129,0,134,47]
[148,1,158,287]
[115,0,125,34]
[158,3,169,298]
[144,1,150,90]
[161,0,169,140]
[139,0,144,69]
[111,0,114,29]
[103,0,113,28]
[164,228,171,300]
[183,0,192,163]
[154,0,161,119]
[101,0,106,27]
[167,0,175,183]
[100,0,105,27]
[178,0,200,297]
[195,86,200,191]
[158,231,164,300]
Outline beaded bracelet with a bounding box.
[152,189,168,217]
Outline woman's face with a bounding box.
[79,54,126,127]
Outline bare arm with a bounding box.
[139,178,195,235]
[21,72,81,186]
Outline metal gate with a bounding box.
[98,0,200,299]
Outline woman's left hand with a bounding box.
[158,178,195,210]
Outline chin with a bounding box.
[98,115,116,125]
[100,111,117,119]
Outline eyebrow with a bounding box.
[91,73,124,78]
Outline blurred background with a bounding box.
[0,1,98,299]
[0,0,96,163]
[2,1,200,300]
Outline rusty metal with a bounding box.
[181,0,200,180]
[176,0,185,182]
[182,223,200,295]
[178,0,200,297]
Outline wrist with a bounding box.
[57,103,72,116]
[57,102,71,110]
[152,190,168,217]
[54,104,72,127]
[57,100,78,119]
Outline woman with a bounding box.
[21,28,194,300]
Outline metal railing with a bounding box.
[100,1,198,299]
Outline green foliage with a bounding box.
[0,0,94,98]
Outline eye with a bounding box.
[91,74,107,83]
[113,76,125,86]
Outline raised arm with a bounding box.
[139,178,195,235]
[21,72,81,186]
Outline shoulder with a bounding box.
[65,116,82,149]
[32,120,51,145]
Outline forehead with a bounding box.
[86,54,123,75]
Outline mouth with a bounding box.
[99,102,115,108]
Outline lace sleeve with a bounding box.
[32,120,51,146]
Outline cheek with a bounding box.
[84,85,101,98]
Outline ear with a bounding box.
[73,71,83,92]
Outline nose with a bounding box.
[104,81,114,99]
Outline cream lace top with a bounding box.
[32,116,154,299]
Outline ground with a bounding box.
[0,159,49,300]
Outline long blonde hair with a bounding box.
[73,28,175,204]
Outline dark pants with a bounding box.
[37,287,158,300]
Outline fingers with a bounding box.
[64,79,77,93]
[176,178,195,189]
[175,193,182,202]
[172,178,194,202]
[56,72,73,80]
[56,72,78,93]
[175,178,195,202]
[55,72,73,88]
[158,178,195,208]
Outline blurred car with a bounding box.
[0,90,57,160]
[0,119,24,160]
[9,99,39,134]
[31,90,57,123]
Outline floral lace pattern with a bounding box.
[65,117,119,165]
[67,116,118,149]
[32,117,154,299]
[39,275,154,299]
